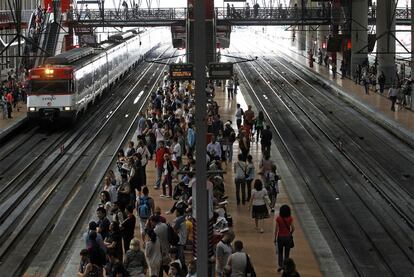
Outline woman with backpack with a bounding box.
[137,187,154,242]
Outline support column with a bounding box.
[351,0,368,76]
[194,0,208,274]
[297,28,306,51]
[306,27,315,54]
[296,0,306,51]
[317,24,329,55]
[377,0,396,86]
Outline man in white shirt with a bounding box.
[172,136,182,171]
[207,135,222,160]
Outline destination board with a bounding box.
[169,63,194,80]
[208,62,233,79]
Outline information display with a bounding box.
[208,62,233,79]
[169,63,194,80]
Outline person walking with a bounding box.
[233,153,247,205]
[243,105,255,138]
[223,121,236,163]
[245,154,255,202]
[259,154,274,184]
[249,179,270,233]
[340,61,346,79]
[238,129,250,161]
[161,153,174,198]
[355,65,361,84]
[137,186,154,241]
[331,61,337,78]
[150,215,171,276]
[186,123,195,156]
[145,229,162,277]
[235,104,244,130]
[154,141,168,190]
[254,111,265,141]
[215,231,234,277]
[388,85,399,111]
[226,78,234,100]
[261,125,273,157]
[6,91,13,118]
[225,240,255,277]
[378,71,386,94]
[363,73,370,95]
[275,205,295,272]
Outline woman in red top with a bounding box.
[274,204,295,272]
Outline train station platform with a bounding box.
[0,103,27,140]
[260,33,414,138]
[214,86,323,276]
[62,84,324,276]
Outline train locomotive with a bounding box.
[27,28,165,121]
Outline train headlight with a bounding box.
[29,107,36,111]
[45,68,54,75]
[64,106,71,111]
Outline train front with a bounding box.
[27,66,76,121]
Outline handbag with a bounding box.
[282,217,294,248]
[245,253,256,277]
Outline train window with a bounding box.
[30,80,70,94]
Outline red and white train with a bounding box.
[27,29,166,121]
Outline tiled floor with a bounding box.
[213,86,322,276]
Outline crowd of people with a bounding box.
[0,74,26,120]
[77,71,300,276]
[315,48,413,111]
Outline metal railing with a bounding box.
[67,8,187,22]
[215,7,334,21]
[0,10,33,24]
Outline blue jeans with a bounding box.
[155,166,162,188]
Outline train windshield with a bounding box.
[30,80,71,94]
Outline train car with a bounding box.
[27,28,167,121]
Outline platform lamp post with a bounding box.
[194,0,209,276]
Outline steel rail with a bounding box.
[0,46,172,275]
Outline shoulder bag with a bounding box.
[245,253,256,277]
[282,217,295,248]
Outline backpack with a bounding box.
[167,223,179,246]
[138,196,151,219]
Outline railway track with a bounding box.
[230,42,414,276]
[0,45,176,276]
